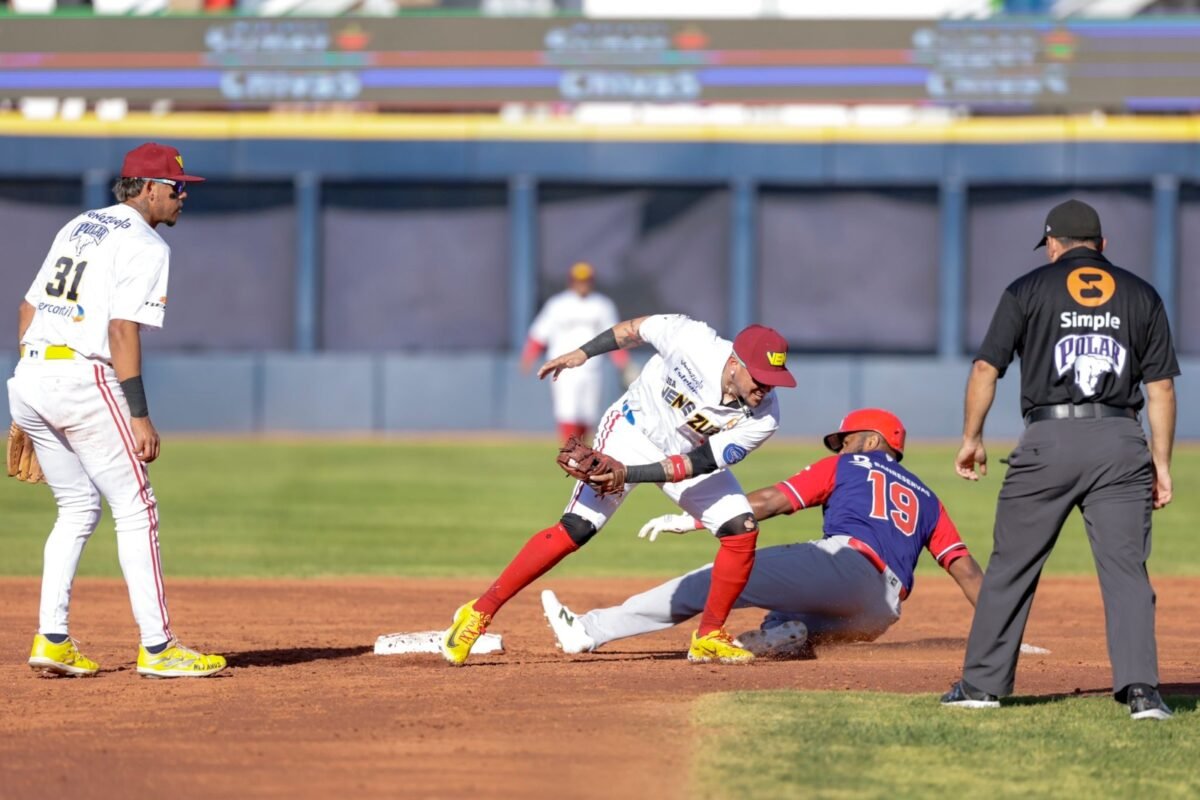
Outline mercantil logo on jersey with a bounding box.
[69,222,109,256]
[1054,334,1127,397]
[37,301,84,322]
[1066,267,1116,308]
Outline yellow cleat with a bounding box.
[137,640,227,679]
[440,599,492,666]
[687,628,755,665]
[28,634,99,677]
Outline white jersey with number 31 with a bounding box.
[622,314,780,468]
[22,203,169,363]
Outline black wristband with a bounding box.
[579,328,618,359]
[625,462,669,483]
[688,441,719,476]
[120,375,149,418]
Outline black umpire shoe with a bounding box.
[1126,684,1173,721]
[940,680,1000,709]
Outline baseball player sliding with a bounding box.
[541,410,986,657]
[442,314,796,666]
[11,142,225,678]
[521,262,634,443]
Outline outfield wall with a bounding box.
[2,353,1196,439]
[1,116,1200,361]
[1,117,1197,437]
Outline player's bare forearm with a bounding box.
[540,317,650,381]
[580,317,648,358]
[16,300,34,348]
[1145,378,1176,509]
[624,454,696,484]
[956,361,999,480]
[612,317,648,350]
[962,360,999,442]
[948,555,984,607]
[109,319,155,457]
[621,440,720,485]
[1145,378,1175,471]
[108,320,144,382]
[744,485,795,521]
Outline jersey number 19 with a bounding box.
[866,469,919,536]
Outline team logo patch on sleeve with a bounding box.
[723,444,748,465]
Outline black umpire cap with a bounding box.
[1035,199,1103,249]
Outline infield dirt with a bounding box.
[2,576,1198,799]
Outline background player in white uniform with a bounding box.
[521,262,635,443]
[541,410,987,658]
[11,142,226,678]
[442,314,797,666]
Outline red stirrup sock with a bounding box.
[475,523,580,616]
[696,531,758,636]
[558,423,589,444]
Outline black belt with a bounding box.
[1024,403,1137,425]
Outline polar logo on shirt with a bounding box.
[1054,334,1126,397]
[69,222,109,256]
[723,444,747,465]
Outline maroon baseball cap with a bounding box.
[120,143,205,183]
[732,324,796,388]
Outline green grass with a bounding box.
[693,691,1200,799]
[0,439,1197,578]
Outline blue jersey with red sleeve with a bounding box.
[774,451,969,594]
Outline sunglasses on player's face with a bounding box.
[144,178,187,194]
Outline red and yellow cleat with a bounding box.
[441,599,493,666]
[687,628,755,665]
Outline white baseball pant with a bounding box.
[550,364,603,426]
[577,536,904,648]
[8,358,172,647]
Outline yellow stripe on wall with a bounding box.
[0,111,1196,143]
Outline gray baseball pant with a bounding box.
[962,417,1158,697]
[579,537,902,648]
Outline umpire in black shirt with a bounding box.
[942,199,1179,720]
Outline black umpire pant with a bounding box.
[962,416,1159,697]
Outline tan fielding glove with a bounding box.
[7,422,46,484]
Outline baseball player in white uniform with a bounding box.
[12,142,226,678]
[540,410,987,659]
[442,314,797,666]
[521,262,634,443]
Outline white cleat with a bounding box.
[541,589,596,654]
[736,620,812,659]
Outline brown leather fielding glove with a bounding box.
[555,435,628,496]
[7,423,46,484]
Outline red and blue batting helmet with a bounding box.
[823,408,907,461]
